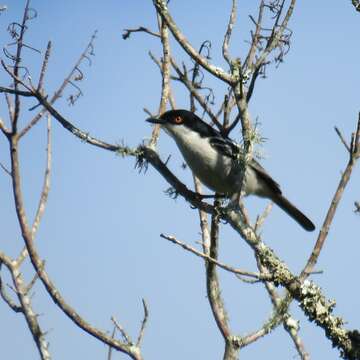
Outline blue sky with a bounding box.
[0,1,359,359]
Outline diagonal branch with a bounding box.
[161,233,271,280]
[300,114,360,282]
[152,0,233,84]
[17,115,52,265]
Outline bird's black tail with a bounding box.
[272,194,315,232]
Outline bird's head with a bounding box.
[146,109,214,139]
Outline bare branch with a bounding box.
[208,200,237,358]
[209,204,229,339]
[31,115,51,236]
[149,16,171,147]
[245,0,265,71]
[18,31,97,138]
[0,256,22,313]
[0,161,11,176]
[254,202,273,232]
[161,233,270,280]
[111,316,132,345]
[335,126,351,153]
[24,266,42,295]
[122,26,160,39]
[222,0,237,65]
[107,326,117,360]
[4,92,14,120]
[254,0,296,70]
[300,115,360,282]
[9,123,143,359]
[171,58,220,128]
[152,0,233,84]
[11,0,31,132]
[37,41,52,92]
[0,251,51,359]
[193,176,211,254]
[0,85,33,97]
[136,299,149,346]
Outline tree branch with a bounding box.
[152,0,233,84]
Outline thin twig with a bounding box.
[17,115,52,265]
[122,26,160,39]
[37,41,52,92]
[11,0,31,132]
[193,176,211,254]
[171,58,221,129]
[152,0,233,84]
[245,0,265,71]
[136,299,149,346]
[222,0,237,65]
[149,15,171,147]
[0,257,22,313]
[161,233,270,280]
[254,202,273,232]
[335,126,351,153]
[107,326,117,360]
[300,115,360,282]
[18,31,97,138]
[0,161,11,176]
[32,114,52,236]
[0,86,33,97]
[254,0,296,70]
[111,316,132,345]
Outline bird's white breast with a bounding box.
[165,124,241,194]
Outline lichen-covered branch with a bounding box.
[0,252,51,359]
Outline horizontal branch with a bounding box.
[0,86,33,97]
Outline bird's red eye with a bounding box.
[174,116,183,124]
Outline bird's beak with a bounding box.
[146,117,166,125]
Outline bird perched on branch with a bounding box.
[147,109,315,231]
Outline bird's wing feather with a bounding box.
[209,136,240,159]
[249,159,282,195]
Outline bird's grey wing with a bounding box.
[209,137,240,159]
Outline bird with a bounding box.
[147,109,315,232]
